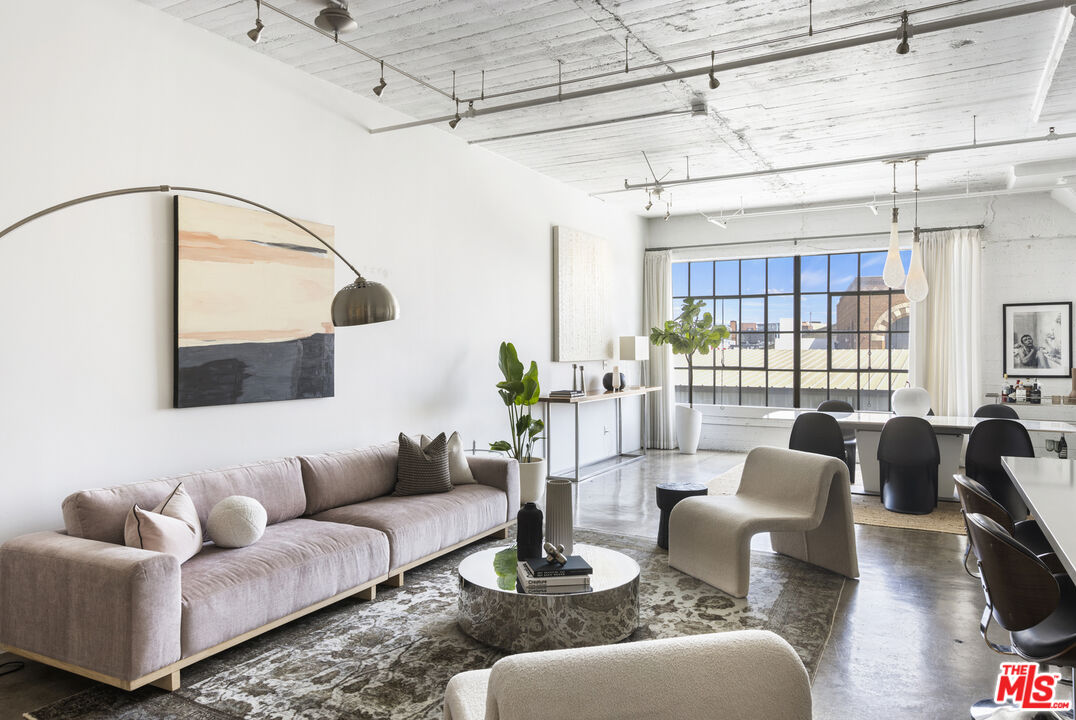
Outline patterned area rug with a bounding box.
[708,463,966,535]
[27,528,845,720]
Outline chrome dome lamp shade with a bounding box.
[332,275,399,326]
[314,5,358,35]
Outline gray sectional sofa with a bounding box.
[0,441,519,692]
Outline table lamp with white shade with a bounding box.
[619,336,650,387]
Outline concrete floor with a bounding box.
[0,450,1030,719]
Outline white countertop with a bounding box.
[764,409,1076,435]
[1002,457,1076,578]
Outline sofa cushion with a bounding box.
[298,442,399,515]
[309,484,506,570]
[393,432,452,496]
[179,518,389,656]
[62,458,307,545]
[124,484,203,564]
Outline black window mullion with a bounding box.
[793,256,802,407]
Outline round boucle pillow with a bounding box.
[207,496,267,548]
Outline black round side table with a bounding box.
[655,482,708,550]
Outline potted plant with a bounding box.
[490,341,546,504]
[650,298,730,454]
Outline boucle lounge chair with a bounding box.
[443,630,811,720]
[668,446,858,598]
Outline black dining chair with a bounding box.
[965,419,1036,523]
[954,474,1052,576]
[789,412,848,466]
[817,400,856,483]
[964,512,1076,718]
[974,403,1020,419]
[877,416,939,514]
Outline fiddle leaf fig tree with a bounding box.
[490,341,545,462]
[650,298,730,408]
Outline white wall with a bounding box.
[647,193,1076,451]
[0,0,646,540]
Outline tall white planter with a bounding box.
[518,458,547,506]
[676,405,703,454]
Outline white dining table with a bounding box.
[1001,457,1076,578]
[764,409,1076,499]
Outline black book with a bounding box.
[549,390,584,396]
[524,555,593,577]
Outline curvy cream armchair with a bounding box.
[668,446,858,598]
[443,630,811,720]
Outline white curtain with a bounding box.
[644,251,676,449]
[909,228,982,416]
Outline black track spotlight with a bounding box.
[448,100,462,129]
[708,50,720,89]
[373,61,387,97]
[247,0,264,43]
[896,11,911,54]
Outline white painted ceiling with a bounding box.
[141,0,1076,217]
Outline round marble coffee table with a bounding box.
[457,543,640,652]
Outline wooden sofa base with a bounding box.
[2,520,515,693]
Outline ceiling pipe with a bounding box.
[677,185,1059,223]
[368,0,1075,135]
[467,108,699,144]
[605,127,1076,195]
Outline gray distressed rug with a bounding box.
[26,528,845,720]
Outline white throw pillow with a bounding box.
[207,495,267,548]
[421,431,476,485]
[124,483,202,564]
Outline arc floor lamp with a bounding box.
[0,185,398,326]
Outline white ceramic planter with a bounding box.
[676,405,703,454]
[518,457,547,506]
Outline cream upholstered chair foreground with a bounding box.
[442,630,811,720]
[668,446,858,598]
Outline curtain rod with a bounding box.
[644,224,985,252]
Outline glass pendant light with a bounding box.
[882,162,906,289]
[905,160,929,302]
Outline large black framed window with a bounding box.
[671,250,911,410]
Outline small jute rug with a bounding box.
[27,528,845,720]
[708,463,966,535]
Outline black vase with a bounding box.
[602,372,627,391]
[517,502,544,560]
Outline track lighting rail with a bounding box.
[607,128,1076,196]
[368,0,1075,135]
[452,0,981,106]
[260,1,453,102]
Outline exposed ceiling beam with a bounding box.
[368,0,1076,135]
[1031,8,1075,122]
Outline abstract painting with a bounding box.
[552,226,613,361]
[1003,302,1072,378]
[174,196,335,408]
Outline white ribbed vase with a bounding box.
[544,479,574,555]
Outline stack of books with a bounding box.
[517,555,593,594]
[549,389,585,398]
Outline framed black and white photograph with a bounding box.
[1003,302,1072,377]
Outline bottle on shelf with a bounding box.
[1001,375,1009,403]
[1014,379,1022,403]
[1060,436,1068,459]
[1032,382,1042,405]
